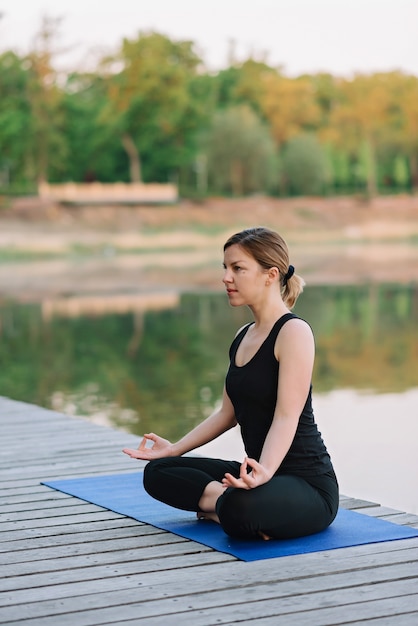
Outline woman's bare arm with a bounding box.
[123,386,237,460]
[259,318,314,477]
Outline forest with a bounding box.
[1,17,418,198]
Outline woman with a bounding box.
[123,227,339,540]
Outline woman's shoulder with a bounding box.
[278,314,313,338]
[234,322,253,338]
[275,315,315,358]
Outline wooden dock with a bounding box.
[1,396,417,625]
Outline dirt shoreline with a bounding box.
[1,194,418,300]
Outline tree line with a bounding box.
[1,19,418,197]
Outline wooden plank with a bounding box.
[0,533,183,565]
[0,517,144,543]
[1,503,113,522]
[1,396,418,626]
[221,597,418,626]
[2,539,417,607]
[358,505,408,517]
[4,537,211,577]
[0,492,73,506]
[0,523,161,552]
[0,461,141,482]
[338,497,380,509]
[98,593,418,626]
[0,497,89,514]
[0,511,128,534]
[1,551,232,595]
[379,513,418,526]
[1,561,417,623]
[347,615,418,626]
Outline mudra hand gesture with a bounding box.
[222,457,271,490]
[123,433,173,460]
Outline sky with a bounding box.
[0,0,417,77]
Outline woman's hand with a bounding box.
[222,457,272,490]
[122,433,173,460]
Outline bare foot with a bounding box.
[258,531,272,541]
[197,511,220,524]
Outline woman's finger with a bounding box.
[143,432,157,441]
[239,458,248,477]
[137,438,149,451]
[222,473,238,487]
[122,448,140,457]
[245,457,261,471]
[222,473,250,490]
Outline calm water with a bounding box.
[1,283,417,514]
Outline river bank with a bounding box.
[1,194,417,299]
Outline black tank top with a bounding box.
[225,313,333,476]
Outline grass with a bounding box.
[0,249,62,263]
[294,207,321,220]
[138,223,233,236]
[0,243,204,264]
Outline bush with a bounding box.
[281,134,329,195]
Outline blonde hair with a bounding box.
[223,227,305,308]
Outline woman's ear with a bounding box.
[267,266,280,281]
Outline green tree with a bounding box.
[393,155,409,189]
[310,73,340,128]
[99,31,205,183]
[25,15,67,183]
[328,74,393,197]
[60,72,127,182]
[214,58,276,114]
[259,74,320,149]
[0,51,32,187]
[281,134,329,195]
[329,148,352,191]
[387,73,418,189]
[204,105,278,195]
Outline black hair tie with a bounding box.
[283,265,295,285]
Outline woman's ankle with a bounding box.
[197,511,220,524]
[198,481,225,512]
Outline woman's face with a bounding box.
[222,244,267,307]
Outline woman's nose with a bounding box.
[223,269,232,284]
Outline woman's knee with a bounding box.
[216,489,258,539]
[143,458,166,496]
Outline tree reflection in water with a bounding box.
[0,284,417,437]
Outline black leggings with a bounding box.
[143,456,339,540]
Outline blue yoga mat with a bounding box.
[42,472,418,562]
